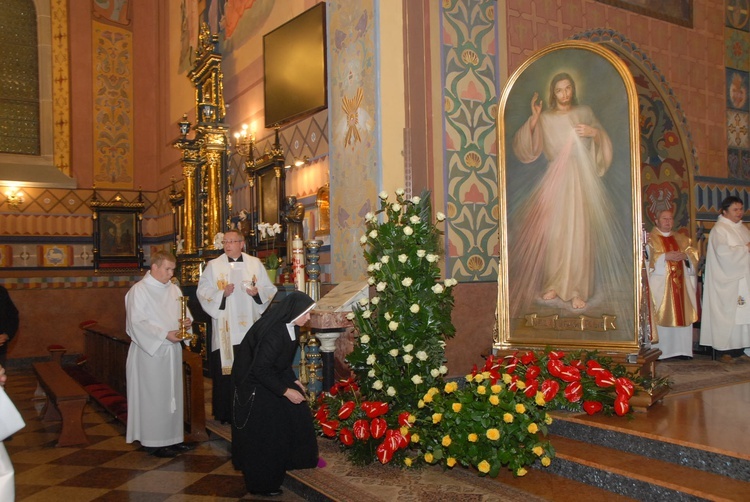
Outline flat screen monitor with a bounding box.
[263,3,328,128]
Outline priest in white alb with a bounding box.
[647,209,698,359]
[197,229,276,423]
[126,251,193,457]
[700,196,750,362]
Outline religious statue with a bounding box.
[283,196,305,261]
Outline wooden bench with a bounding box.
[32,361,90,447]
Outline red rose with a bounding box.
[376,441,395,464]
[524,379,539,398]
[525,365,541,381]
[614,395,630,416]
[541,379,560,401]
[564,381,583,403]
[339,427,354,446]
[615,377,635,398]
[547,359,564,377]
[583,401,603,415]
[520,351,536,365]
[353,419,371,441]
[320,420,339,437]
[558,366,581,383]
[370,417,387,439]
[337,401,355,420]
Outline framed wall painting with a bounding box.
[495,40,643,353]
[90,190,144,272]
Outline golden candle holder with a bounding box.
[177,296,192,340]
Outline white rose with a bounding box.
[411,196,421,204]
[374,262,382,270]
[403,354,413,364]
[436,211,446,221]
[389,321,399,331]
[416,351,428,361]
[411,375,423,384]
[393,203,402,212]
[439,365,448,374]
[376,282,387,292]
[403,226,413,236]
[432,284,445,294]
[362,310,372,319]
[426,254,438,263]
[445,278,458,287]
[380,255,390,263]
[359,297,369,306]
[417,249,426,258]
[365,211,374,221]
[367,264,375,272]
[438,341,447,348]
[360,235,367,244]
[384,312,392,321]
[389,349,399,357]
[430,368,440,377]
[346,312,355,320]
[368,276,376,285]
[371,296,380,305]
[360,335,370,344]
[403,344,414,353]
[398,254,408,263]
[369,230,378,239]
[373,380,383,390]
[368,369,376,377]
[410,304,420,313]
[396,188,405,196]
[410,215,420,224]
[387,386,397,396]
[379,191,388,200]
[367,354,376,365]
[402,277,413,287]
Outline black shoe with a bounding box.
[150,446,179,458]
[249,489,283,497]
[169,442,196,452]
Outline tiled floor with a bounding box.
[4,370,306,501]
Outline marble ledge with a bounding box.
[308,310,354,330]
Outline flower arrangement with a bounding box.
[313,188,642,477]
[257,221,283,269]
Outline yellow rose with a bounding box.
[428,386,439,396]
[541,456,551,467]
[445,381,458,393]
[473,373,484,383]
[446,457,457,467]
[516,380,526,389]
[465,374,474,382]
[442,435,452,447]
[503,412,514,423]
[423,393,433,403]
[535,391,546,406]
[491,384,503,393]
[404,457,413,467]
[452,403,462,413]
[481,371,491,379]
[400,426,410,436]
[432,413,442,424]
[418,399,425,409]
[515,403,526,414]
[502,373,512,384]
[516,467,528,477]
[424,452,434,463]
[408,414,416,424]
[468,433,478,442]
[528,423,539,434]
[545,413,553,425]
[411,433,420,443]
[477,460,491,473]
[489,395,500,406]
[486,428,500,440]
[533,446,544,456]
[477,385,486,395]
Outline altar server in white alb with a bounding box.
[125,251,193,458]
[197,229,277,423]
[647,209,698,359]
[700,196,750,362]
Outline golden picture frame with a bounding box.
[495,41,643,353]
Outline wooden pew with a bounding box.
[32,361,89,447]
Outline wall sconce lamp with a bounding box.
[285,156,310,169]
[4,187,24,210]
[234,123,257,168]
[178,114,191,138]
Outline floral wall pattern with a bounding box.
[441,0,500,282]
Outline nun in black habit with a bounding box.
[231,291,318,497]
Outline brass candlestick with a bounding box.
[177,296,191,340]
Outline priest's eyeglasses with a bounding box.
[222,240,243,244]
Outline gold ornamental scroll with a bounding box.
[182,163,198,254]
[202,132,227,247]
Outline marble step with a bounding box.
[547,434,750,501]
